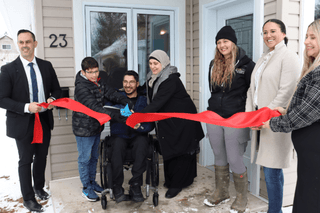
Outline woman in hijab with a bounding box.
[140,49,204,199]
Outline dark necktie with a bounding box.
[28,62,38,102]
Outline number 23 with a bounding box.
[49,34,68,48]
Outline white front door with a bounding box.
[200,0,262,193]
[217,3,254,187]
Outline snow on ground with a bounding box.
[0,108,54,213]
[0,107,293,213]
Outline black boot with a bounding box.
[113,185,127,203]
[129,183,144,202]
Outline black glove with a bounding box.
[111,111,127,124]
[121,98,134,110]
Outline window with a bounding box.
[316,0,320,19]
[85,6,175,85]
[2,44,11,50]
[226,14,253,59]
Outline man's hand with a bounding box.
[47,98,55,110]
[29,102,42,113]
[134,123,141,129]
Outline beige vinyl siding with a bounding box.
[35,0,77,181]
[260,0,300,206]
[186,0,200,110]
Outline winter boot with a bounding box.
[231,170,248,213]
[204,164,230,206]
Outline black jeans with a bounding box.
[15,112,51,201]
[110,135,149,186]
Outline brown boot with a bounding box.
[204,164,230,206]
[231,170,248,213]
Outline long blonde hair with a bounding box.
[211,43,238,88]
[285,19,320,111]
[300,19,320,80]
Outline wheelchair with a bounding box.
[99,133,160,209]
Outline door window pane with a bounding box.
[90,11,128,74]
[226,14,253,59]
[137,14,170,85]
[316,0,320,19]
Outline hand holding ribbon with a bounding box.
[126,107,281,129]
[32,98,112,144]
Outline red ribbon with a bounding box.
[126,107,281,129]
[32,98,281,144]
[32,98,111,144]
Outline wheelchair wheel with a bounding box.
[100,140,108,189]
[99,140,105,188]
[153,192,159,207]
[101,195,107,209]
[151,150,159,187]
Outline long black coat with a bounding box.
[141,68,204,161]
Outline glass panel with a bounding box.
[137,14,170,85]
[226,14,253,59]
[316,0,320,19]
[90,11,128,73]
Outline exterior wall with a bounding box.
[259,0,300,206]
[186,0,200,110]
[34,0,77,181]
[32,0,186,181]
[0,35,19,68]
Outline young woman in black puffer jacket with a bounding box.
[204,26,255,213]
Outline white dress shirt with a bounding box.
[254,41,285,107]
[20,55,46,113]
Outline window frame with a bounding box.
[2,44,11,50]
[84,5,176,73]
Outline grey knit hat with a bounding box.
[149,50,170,70]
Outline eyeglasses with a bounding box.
[123,80,137,85]
[85,70,99,75]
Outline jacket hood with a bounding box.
[75,70,100,86]
[235,47,251,68]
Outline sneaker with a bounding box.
[129,183,144,202]
[82,185,99,202]
[90,181,104,194]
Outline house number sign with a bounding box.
[49,34,68,48]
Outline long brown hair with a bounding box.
[300,19,320,80]
[211,43,238,88]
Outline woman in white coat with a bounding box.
[246,19,300,213]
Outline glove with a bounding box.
[111,111,127,124]
[121,99,134,110]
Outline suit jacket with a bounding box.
[245,42,300,168]
[0,56,61,140]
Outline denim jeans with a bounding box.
[76,134,101,187]
[263,167,284,213]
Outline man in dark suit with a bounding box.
[0,29,61,212]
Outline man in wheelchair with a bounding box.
[106,71,154,203]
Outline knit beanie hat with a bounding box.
[215,26,237,45]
